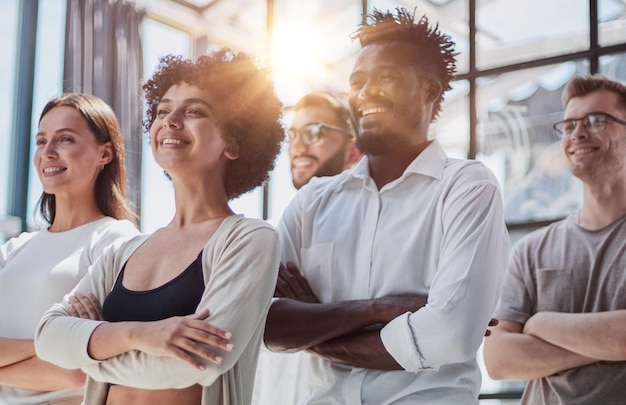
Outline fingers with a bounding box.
[285,263,316,295]
[171,346,213,371]
[485,318,499,337]
[275,262,320,303]
[184,312,233,342]
[176,331,234,369]
[275,262,302,299]
[274,263,292,298]
[190,308,211,321]
[69,292,103,320]
[166,312,234,369]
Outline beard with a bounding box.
[353,99,427,156]
[293,143,350,189]
[568,148,625,184]
[355,126,412,156]
[314,144,350,178]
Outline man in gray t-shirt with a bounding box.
[484,74,626,405]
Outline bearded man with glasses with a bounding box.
[485,74,626,404]
[252,91,360,405]
[286,92,361,190]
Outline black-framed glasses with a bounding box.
[553,111,626,138]
[287,122,353,145]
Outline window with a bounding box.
[0,0,18,241]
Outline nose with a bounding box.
[41,142,58,159]
[569,120,588,141]
[356,79,381,101]
[162,111,182,129]
[289,132,308,155]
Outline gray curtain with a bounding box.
[63,0,145,222]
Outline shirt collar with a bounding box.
[342,139,447,187]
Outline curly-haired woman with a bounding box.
[35,49,284,405]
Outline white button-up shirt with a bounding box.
[277,140,509,404]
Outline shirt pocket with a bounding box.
[535,267,573,312]
[301,243,334,302]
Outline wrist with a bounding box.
[124,321,144,351]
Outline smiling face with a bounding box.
[34,106,112,199]
[149,82,237,181]
[348,42,441,156]
[288,105,356,189]
[562,89,626,182]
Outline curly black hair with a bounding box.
[143,49,284,200]
[351,7,458,121]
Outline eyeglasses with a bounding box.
[287,123,353,146]
[553,112,626,138]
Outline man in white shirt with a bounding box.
[484,75,626,404]
[253,91,360,405]
[264,8,509,404]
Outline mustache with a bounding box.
[291,154,319,163]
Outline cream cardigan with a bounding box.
[35,215,280,405]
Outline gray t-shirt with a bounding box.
[494,214,626,405]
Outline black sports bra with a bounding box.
[102,251,205,322]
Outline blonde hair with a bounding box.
[562,74,626,109]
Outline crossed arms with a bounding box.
[483,310,626,380]
[36,226,280,389]
[265,262,498,370]
[265,262,428,370]
[0,337,85,391]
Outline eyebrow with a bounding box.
[35,128,82,137]
[158,97,214,110]
[562,110,606,120]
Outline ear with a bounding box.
[343,139,361,169]
[224,142,240,161]
[425,79,442,104]
[99,142,114,165]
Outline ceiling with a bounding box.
[136,0,626,108]
[136,0,464,105]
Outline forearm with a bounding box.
[0,356,85,391]
[0,338,36,367]
[484,322,597,380]
[264,298,385,352]
[86,321,139,360]
[307,329,402,370]
[525,311,626,360]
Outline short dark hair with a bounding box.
[562,74,626,110]
[351,7,457,121]
[143,49,284,200]
[37,93,135,225]
[293,91,357,137]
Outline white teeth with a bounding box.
[362,107,388,116]
[573,148,594,154]
[294,161,312,168]
[162,138,185,145]
[43,167,63,174]
[292,157,314,168]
